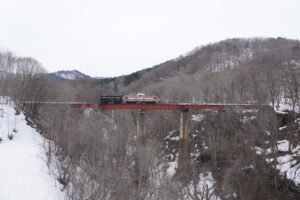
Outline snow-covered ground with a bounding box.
[254,135,300,185]
[0,100,65,200]
[275,139,300,185]
[274,98,300,114]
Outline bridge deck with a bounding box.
[70,104,260,110]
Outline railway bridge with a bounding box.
[71,103,260,141]
[71,103,262,171]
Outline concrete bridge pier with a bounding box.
[180,109,189,140]
[178,109,189,171]
[135,109,147,187]
[137,109,146,138]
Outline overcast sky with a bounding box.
[0,0,299,77]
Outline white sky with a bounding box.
[0,0,299,77]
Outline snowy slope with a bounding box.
[0,99,65,200]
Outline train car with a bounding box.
[123,93,159,104]
[99,96,123,104]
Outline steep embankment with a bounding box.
[0,98,65,200]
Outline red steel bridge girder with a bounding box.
[70,104,260,110]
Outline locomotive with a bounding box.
[100,93,159,104]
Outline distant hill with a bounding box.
[95,37,300,99]
[50,38,300,103]
[51,70,103,80]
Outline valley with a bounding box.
[0,37,300,199]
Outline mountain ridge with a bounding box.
[51,70,103,80]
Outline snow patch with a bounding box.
[165,130,179,141]
[192,114,205,122]
[181,172,220,200]
[275,102,300,114]
[279,126,287,130]
[167,159,178,177]
[277,140,289,152]
[276,154,300,185]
